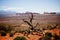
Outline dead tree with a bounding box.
[22,13,44,37]
[22,13,34,37]
[22,13,36,31]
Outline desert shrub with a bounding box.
[0,24,13,33]
[0,30,6,36]
[20,36,26,40]
[7,25,13,33]
[0,24,7,32]
[45,32,52,37]
[44,32,52,40]
[14,36,26,40]
[39,32,52,40]
[9,33,14,37]
[9,30,16,37]
[53,34,60,40]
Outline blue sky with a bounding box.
[0,0,60,13]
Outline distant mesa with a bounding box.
[16,11,39,15]
[44,12,56,14]
[0,10,60,23]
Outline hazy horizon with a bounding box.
[0,0,60,14]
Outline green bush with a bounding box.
[39,32,52,40]
[44,32,52,40]
[14,36,26,40]
[0,31,6,36]
[53,34,60,40]
[45,32,52,37]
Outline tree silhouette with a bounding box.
[22,13,42,37]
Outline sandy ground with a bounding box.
[0,29,60,40]
[0,33,41,40]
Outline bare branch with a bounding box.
[22,13,40,35]
[30,13,33,24]
[52,24,58,29]
[35,23,39,27]
[34,23,39,28]
[22,19,34,30]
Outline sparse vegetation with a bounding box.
[53,34,60,40]
[0,14,60,40]
[44,32,52,40]
[0,23,7,32]
[9,30,16,37]
[14,36,26,40]
[39,32,52,40]
[0,23,16,37]
[0,30,6,36]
